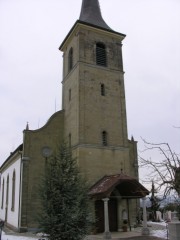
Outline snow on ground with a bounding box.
[1,232,37,240]
[1,222,169,239]
[148,221,168,239]
[151,230,168,239]
[1,231,41,240]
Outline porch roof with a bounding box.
[88,173,149,200]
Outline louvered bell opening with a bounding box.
[96,43,107,67]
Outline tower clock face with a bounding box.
[42,146,52,158]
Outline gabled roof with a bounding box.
[79,0,111,31]
[88,173,149,199]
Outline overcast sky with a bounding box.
[0,0,179,182]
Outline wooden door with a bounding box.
[95,198,117,233]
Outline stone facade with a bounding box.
[20,111,64,231]
[61,23,138,186]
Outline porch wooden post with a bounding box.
[103,198,111,239]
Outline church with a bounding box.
[0,0,149,235]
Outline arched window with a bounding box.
[96,43,107,66]
[5,175,9,222]
[11,170,16,211]
[1,178,4,209]
[6,175,9,207]
[101,84,105,96]
[102,131,108,146]
[68,47,73,71]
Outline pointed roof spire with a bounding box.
[60,0,126,51]
[79,0,111,30]
[26,122,29,130]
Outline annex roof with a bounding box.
[88,173,149,199]
[0,144,23,171]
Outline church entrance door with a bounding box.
[95,198,117,233]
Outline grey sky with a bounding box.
[0,0,179,182]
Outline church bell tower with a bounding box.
[59,0,137,184]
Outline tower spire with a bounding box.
[79,0,111,30]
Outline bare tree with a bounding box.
[139,139,180,197]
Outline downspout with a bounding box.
[18,151,23,232]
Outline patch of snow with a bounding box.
[1,231,46,240]
[151,229,168,239]
[147,221,168,239]
[148,220,167,226]
[1,233,36,240]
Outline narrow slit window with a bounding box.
[101,84,105,96]
[69,89,71,101]
[96,43,107,67]
[69,133,71,147]
[68,47,73,72]
[102,131,108,146]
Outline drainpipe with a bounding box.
[18,151,22,232]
